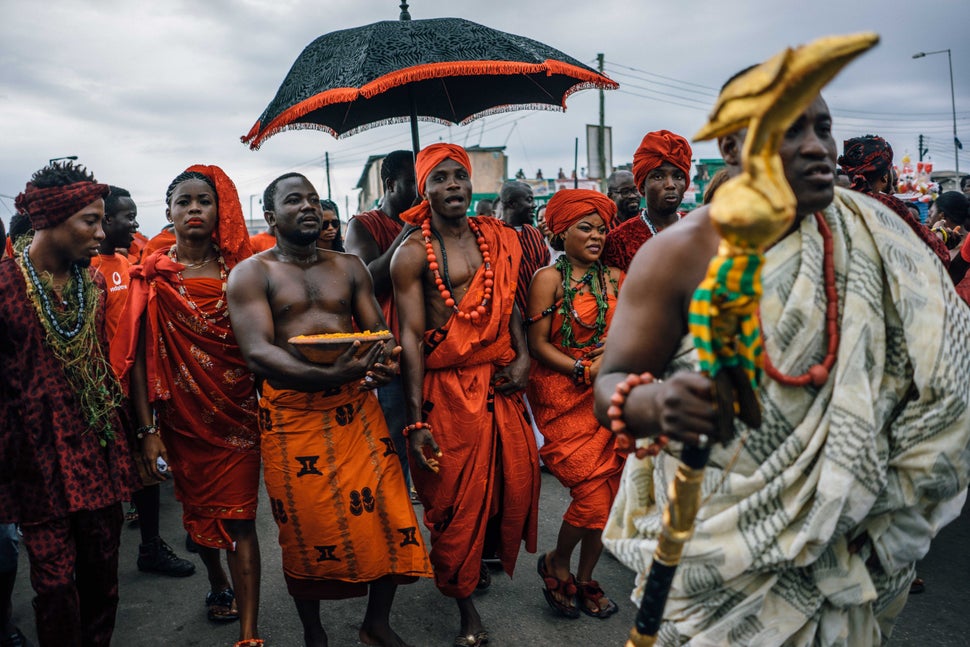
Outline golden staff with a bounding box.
[624,32,879,647]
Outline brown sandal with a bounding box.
[537,554,579,619]
[577,580,619,619]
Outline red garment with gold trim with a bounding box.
[112,250,260,549]
[412,217,540,598]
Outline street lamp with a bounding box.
[48,155,78,165]
[913,49,960,182]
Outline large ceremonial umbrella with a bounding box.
[241,2,617,152]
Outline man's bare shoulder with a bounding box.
[392,230,426,269]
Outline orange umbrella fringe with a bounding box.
[242,60,617,149]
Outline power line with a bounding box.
[604,60,720,93]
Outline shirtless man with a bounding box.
[228,173,431,647]
[390,144,539,647]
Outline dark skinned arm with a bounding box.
[346,255,401,389]
[226,256,384,392]
[390,235,441,473]
[345,217,413,297]
[130,314,167,480]
[593,216,722,446]
[493,303,531,394]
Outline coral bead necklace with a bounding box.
[762,212,839,388]
[422,217,493,321]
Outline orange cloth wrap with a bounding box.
[399,144,472,225]
[632,130,693,193]
[413,217,540,598]
[249,231,276,252]
[544,189,617,235]
[181,164,253,269]
[527,284,626,529]
[111,252,261,550]
[260,383,432,598]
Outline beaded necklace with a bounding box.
[21,245,86,339]
[421,217,493,322]
[18,246,123,446]
[168,245,229,324]
[762,212,840,388]
[639,210,681,236]
[556,255,615,349]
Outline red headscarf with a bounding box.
[15,181,109,230]
[400,144,472,225]
[179,164,253,269]
[632,130,693,193]
[544,189,616,235]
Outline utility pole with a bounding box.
[597,53,607,192]
[574,137,579,189]
[918,134,928,162]
[324,152,332,199]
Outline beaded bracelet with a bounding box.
[136,425,159,440]
[606,372,668,459]
[402,421,432,438]
[572,358,592,386]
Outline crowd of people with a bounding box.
[3,64,970,647]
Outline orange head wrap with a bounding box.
[400,144,472,225]
[167,164,253,269]
[632,130,693,193]
[544,189,616,235]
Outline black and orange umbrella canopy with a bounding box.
[241,12,617,151]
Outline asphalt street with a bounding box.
[9,472,970,646]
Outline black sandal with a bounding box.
[205,587,239,623]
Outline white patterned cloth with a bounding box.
[604,189,970,646]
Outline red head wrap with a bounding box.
[632,130,693,193]
[15,181,109,230]
[400,144,472,225]
[177,164,253,269]
[544,189,616,235]
[837,135,893,193]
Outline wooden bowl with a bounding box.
[288,330,394,365]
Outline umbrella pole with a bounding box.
[409,88,421,154]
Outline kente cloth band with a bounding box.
[632,130,692,193]
[838,135,893,191]
[544,188,616,235]
[15,181,109,230]
[400,143,472,225]
[180,164,253,269]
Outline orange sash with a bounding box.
[414,218,540,598]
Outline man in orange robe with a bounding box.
[93,185,195,578]
[391,144,539,647]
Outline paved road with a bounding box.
[10,473,969,646]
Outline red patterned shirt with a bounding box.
[0,258,137,523]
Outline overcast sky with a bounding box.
[2,0,968,235]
